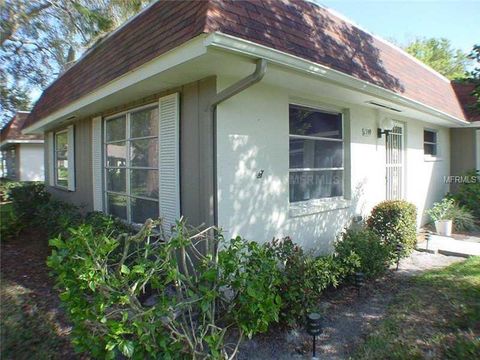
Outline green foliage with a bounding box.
[0,180,23,202]
[267,237,359,325]
[451,169,480,219]
[8,182,50,217]
[367,200,417,255]
[445,202,478,232]
[0,182,51,240]
[468,45,480,113]
[427,198,456,222]
[48,220,286,358]
[404,37,471,79]
[1,0,151,123]
[219,237,282,337]
[334,229,390,278]
[32,200,82,238]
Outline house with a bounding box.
[1,112,44,181]
[21,0,479,251]
[450,81,480,191]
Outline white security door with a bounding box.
[386,122,404,200]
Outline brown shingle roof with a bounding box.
[451,82,480,122]
[24,0,468,129]
[1,112,43,143]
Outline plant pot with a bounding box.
[434,220,452,236]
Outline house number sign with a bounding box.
[362,128,372,137]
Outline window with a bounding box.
[104,106,159,223]
[424,129,438,156]
[53,130,72,188]
[289,104,344,203]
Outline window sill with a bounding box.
[424,156,442,162]
[289,198,351,218]
[51,184,70,192]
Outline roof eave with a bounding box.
[205,32,470,127]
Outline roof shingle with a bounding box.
[24,0,470,129]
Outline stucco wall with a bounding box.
[18,143,44,181]
[216,78,450,252]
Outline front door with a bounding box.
[386,122,404,200]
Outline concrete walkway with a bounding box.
[417,234,480,257]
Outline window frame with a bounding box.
[288,103,345,205]
[54,129,69,189]
[103,103,160,224]
[423,128,439,160]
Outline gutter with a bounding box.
[208,58,267,226]
[204,32,470,127]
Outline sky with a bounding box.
[317,0,480,53]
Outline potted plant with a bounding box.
[426,198,455,236]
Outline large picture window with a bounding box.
[289,104,344,203]
[54,130,69,188]
[104,105,159,223]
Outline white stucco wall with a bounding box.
[216,77,450,252]
[19,144,45,181]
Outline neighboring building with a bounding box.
[450,82,480,192]
[21,0,477,251]
[1,112,44,181]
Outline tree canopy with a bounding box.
[0,0,150,126]
[403,37,471,80]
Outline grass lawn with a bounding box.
[354,256,480,359]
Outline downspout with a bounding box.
[208,58,267,226]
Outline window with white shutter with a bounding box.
[102,94,180,228]
[52,125,75,190]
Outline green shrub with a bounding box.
[9,182,50,218]
[84,211,134,237]
[367,200,417,255]
[0,180,23,202]
[219,236,282,336]
[31,200,82,238]
[48,220,284,358]
[267,237,359,325]
[334,228,390,278]
[451,169,480,219]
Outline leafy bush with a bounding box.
[267,237,359,325]
[219,236,282,336]
[32,200,82,238]
[334,228,390,278]
[367,200,417,255]
[0,180,23,202]
[48,220,284,358]
[451,169,480,219]
[9,182,50,218]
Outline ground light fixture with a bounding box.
[396,243,404,271]
[306,312,322,359]
[354,272,365,296]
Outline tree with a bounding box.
[0,0,149,126]
[467,44,480,113]
[404,37,470,80]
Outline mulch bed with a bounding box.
[1,228,81,359]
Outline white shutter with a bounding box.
[67,125,76,191]
[47,132,55,186]
[158,93,180,233]
[92,116,103,211]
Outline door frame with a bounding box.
[385,121,405,200]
